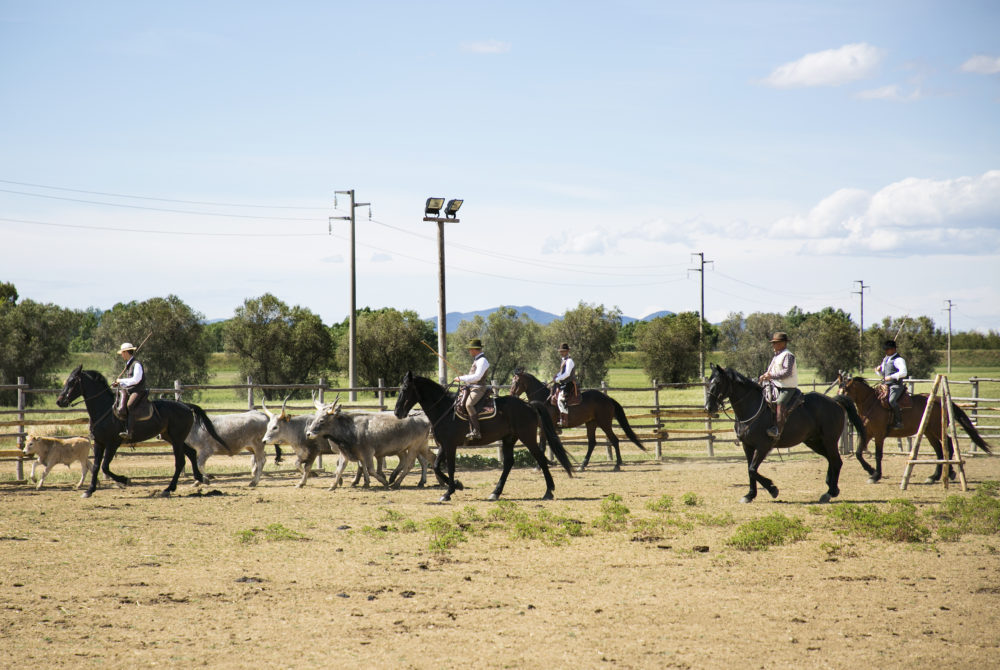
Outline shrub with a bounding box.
[727,513,809,551]
[593,494,630,531]
[827,499,931,543]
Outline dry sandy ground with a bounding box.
[1,452,998,670]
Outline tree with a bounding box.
[635,312,701,383]
[0,291,77,406]
[225,294,333,398]
[93,295,211,388]
[452,306,543,385]
[68,307,102,353]
[719,311,788,377]
[336,307,435,388]
[866,316,941,380]
[544,302,622,387]
[203,320,227,353]
[795,307,860,381]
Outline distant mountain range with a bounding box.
[426,305,675,334]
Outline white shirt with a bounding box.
[458,354,489,386]
[117,358,144,389]
[765,349,798,388]
[554,356,575,383]
[876,354,908,382]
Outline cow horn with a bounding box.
[312,390,324,411]
[280,393,291,415]
[260,396,273,418]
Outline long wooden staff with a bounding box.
[420,340,463,376]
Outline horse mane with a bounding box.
[82,370,112,391]
[726,367,762,391]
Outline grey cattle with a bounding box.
[188,411,270,486]
[305,402,435,491]
[260,398,377,488]
[23,434,92,490]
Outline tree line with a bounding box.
[0,280,992,406]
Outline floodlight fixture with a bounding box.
[425,197,445,217]
[445,199,463,218]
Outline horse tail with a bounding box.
[951,402,993,454]
[186,403,230,452]
[611,397,648,450]
[833,395,867,445]
[535,405,574,477]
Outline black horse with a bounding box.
[56,365,228,498]
[705,364,867,503]
[509,369,648,471]
[393,372,573,502]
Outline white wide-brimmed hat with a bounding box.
[118,342,137,353]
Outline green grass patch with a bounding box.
[646,494,674,513]
[827,499,931,543]
[593,493,631,531]
[236,523,307,544]
[928,482,1000,541]
[426,516,468,554]
[727,513,810,551]
[681,492,700,506]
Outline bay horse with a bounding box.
[836,372,992,484]
[56,365,228,498]
[509,368,650,471]
[393,372,573,502]
[705,364,867,503]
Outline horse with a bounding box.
[705,364,867,504]
[836,372,992,484]
[509,368,650,471]
[393,372,574,502]
[56,365,229,498]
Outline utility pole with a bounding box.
[853,280,869,372]
[689,253,713,379]
[424,198,463,385]
[332,189,370,402]
[944,299,955,374]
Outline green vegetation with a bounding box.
[593,493,631,531]
[727,513,810,551]
[236,523,307,544]
[928,482,1000,541]
[827,499,931,543]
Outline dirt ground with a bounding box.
[1,451,999,670]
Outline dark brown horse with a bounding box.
[836,372,992,484]
[509,369,650,471]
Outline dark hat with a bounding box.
[769,332,789,343]
[883,339,897,350]
[466,338,483,349]
[557,343,570,352]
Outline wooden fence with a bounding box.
[2,375,997,481]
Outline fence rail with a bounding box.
[2,375,997,481]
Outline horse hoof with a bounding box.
[739,496,754,504]
[160,490,172,498]
[488,493,499,501]
[541,491,554,501]
[578,465,587,473]
[818,493,832,504]
[923,477,939,485]
[867,476,881,484]
[613,464,621,472]
[768,487,779,499]
[81,491,93,499]
[454,480,465,491]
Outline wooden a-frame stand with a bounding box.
[900,374,967,491]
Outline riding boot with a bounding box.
[466,415,481,441]
[119,413,134,441]
[560,412,569,428]
[767,404,787,441]
[890,406,903,430]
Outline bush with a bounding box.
[593,493,631,531]
[827,499,931,543]
[727,513,809,551]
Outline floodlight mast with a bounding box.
[424,198,463,385]
[333,189,370,401]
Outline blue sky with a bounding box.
[1,1,998,333]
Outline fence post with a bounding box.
[247,376,254,410]
[601,380,613,461]
[970,377,980,453]
[16,376,25,481]
[653,380,662,460]
[174,379,182,402]
[318,377,325,405]
[703,377,714,457]
[378,378,385,410]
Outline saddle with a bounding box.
[764,386,805,414]
[114,389,156,423]
[548,381,582,407]
[454,387,497,422]
[875,383,913,410]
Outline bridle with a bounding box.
[708,375,767,428]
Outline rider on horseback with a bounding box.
[454,338,490,440]
[112,342,148,441]
[552,343,576,428]
[758,332,798,441]
[875,339,907,430]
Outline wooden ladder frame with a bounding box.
[900,374,967,491]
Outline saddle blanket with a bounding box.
[548,381,582,407]
[454,388,497,422]
[875,384,913,410]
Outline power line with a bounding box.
[0,217,328,237]
[0,178,327,210]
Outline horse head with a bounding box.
[393,371,417,419]
[705,363,731,414]
[509,367,526,397]
[56,365,84,408]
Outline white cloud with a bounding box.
[771,170,1000,255]
[541,229,615,255]
[960,54,1000,75]
[370,252,392,262]
[460,39,511,54]
[855,84,921,102]
[320,255,344,264]
[762,43,885,88]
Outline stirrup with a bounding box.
[465,429,481,440]
[766,426,779,438]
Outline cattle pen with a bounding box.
[2,375,997,483]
